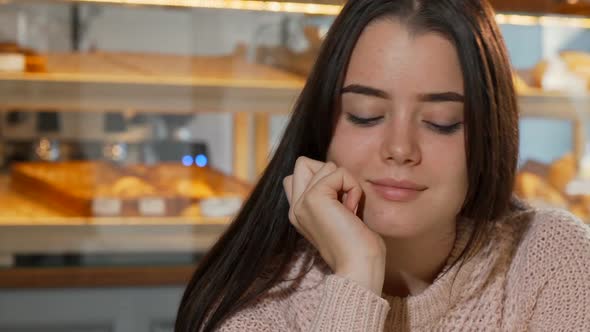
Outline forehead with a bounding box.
[344,18,464,95]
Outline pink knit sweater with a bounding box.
[217,207,590,331]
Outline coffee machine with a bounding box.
[0,110,209,168]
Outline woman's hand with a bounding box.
[283,156,386,296]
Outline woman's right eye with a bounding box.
[345,113,383,127]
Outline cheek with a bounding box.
[422,133,468,195]
[327,125,378,173]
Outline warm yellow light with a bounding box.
[496,13,590,29]
[538,15,590,28]
[22,1,590,27]
[495,13,540,26]
[60,0,342,15]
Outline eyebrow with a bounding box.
[341,84,464,103]
[341,84,390,99]
[418,91,465,103]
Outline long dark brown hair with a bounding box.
[175,1,519,331]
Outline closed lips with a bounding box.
[369,178,427,190]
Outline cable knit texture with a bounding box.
[215,207,590,331]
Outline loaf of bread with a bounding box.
[111,176,156,198]
[174,178,215,199]
[12,161,253,217]
[181,203,201,217]
[0,42,46,72]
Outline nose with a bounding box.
[380,115,421,166]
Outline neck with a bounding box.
[382,222,456,297]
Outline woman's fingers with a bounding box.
[284,157,364,249]
[283,175,293,205]
[283,169,315,246]
[286,158,362,221]
[292,157,324,207]
[284,157,336,246]
[301,161,338,197]
[290,162,338,247]
[310,167,363,213]
[303,162,361,213]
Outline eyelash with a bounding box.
[346,113,383,127]
[425,121,463,134]
[345,113,463,135]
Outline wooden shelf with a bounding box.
[0,222,228,256]
[0,53,292,182]
[0,167,221,289]
[0,175,230,256]
[519,92,590,120]
[1,53,588,117]
[0,265,196,288]
[0,53,304,114]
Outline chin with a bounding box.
[362,206,429,239]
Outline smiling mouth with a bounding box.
[368,180,427,202]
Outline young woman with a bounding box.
[176,0,590,331]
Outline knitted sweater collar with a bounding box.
[381,219,480,327]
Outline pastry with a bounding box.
[512,72,532,94]
[0,42,46,72]
[181,203,202,217]
[561,51,590,79]
[111,176,156,198]
[26,54,47,72]
[515,172,568,208]
[548,153,576,193]
[531,60,548,88]
[532,51,590,91]
[0,42,20,53]
[175,178,215,199]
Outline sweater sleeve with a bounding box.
[528,213,590,331]
[310,274,390,332]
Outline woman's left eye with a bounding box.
[424,121,463,134]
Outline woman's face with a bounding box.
[327,18,468,238]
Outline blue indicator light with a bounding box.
[195,154,208,167]
[182,155,194,166]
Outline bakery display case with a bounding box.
[0,1,316,292]
[0,0,587,284]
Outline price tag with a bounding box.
[92,198,122,216]
[200,197,243,217]
[139,198,166,216]
[566,179,590,196]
